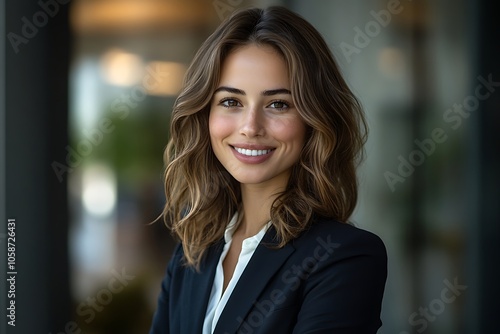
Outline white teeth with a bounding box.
[234,147,272,156]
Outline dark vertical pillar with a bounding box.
[3,0,71,333]
[477,0,500,332]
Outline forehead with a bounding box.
[218,44,290,89]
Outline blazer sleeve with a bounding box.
[292,231,387,334]
[149,244,182,334]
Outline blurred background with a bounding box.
[1,0,499,333]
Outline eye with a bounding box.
[268,100,290,111]
[219,98,241,108]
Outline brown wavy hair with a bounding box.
[162,6,367,268]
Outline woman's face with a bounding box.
[209,44,306,189]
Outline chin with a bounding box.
[230,171,268,185]
[233,176,266,185]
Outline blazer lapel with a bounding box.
[214,226,296,334]
[184,238,225,333]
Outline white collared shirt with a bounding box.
[202,213,270,334]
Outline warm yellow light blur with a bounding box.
[71,0,216,35]
[100,48,144,86]
[145,61,187,96]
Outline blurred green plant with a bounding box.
[88,104,171,187]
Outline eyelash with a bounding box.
[267,100,290,111]
[218,98,290,111]
[219,98,241,108]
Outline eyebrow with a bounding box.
[214,86,291,96]
[262,88,292,96]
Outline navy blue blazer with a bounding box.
[150,218,387,334]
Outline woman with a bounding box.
[150,6,387,334]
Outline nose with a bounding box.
[239,108,264,137]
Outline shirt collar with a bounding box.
[224,212,271,249]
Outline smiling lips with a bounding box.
[234,147,273,156]
[231,145,275,163]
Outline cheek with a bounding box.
[209,112,234,143]
[272,118,307,145]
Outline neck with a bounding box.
[237,182,285,238]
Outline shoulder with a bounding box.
[295,217,385,250]
[275,218,387,332]
[290,217,387,267]
[287,218,387,304]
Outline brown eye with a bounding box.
[268,100,289,110]
[220,98,241,108]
